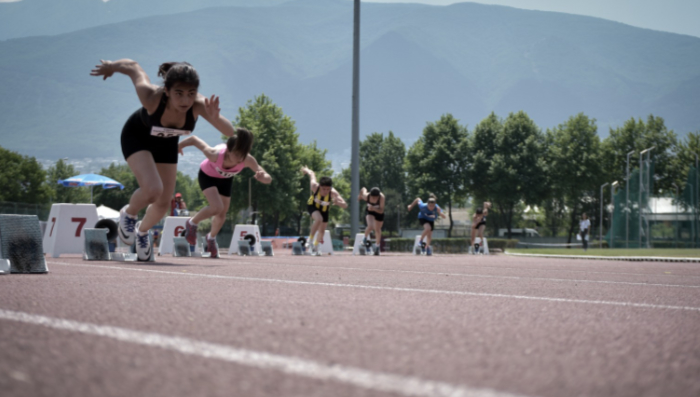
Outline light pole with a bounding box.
[350,0,361,237]
[690,183,695,248]
[600,182,609,249]
[672,182,679,248]
[639,147,654,248]
[625,150,635,248]
[690,153,700,248]
[610,181,618,248]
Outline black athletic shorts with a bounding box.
[366,210,385,222]
[308,204,329,223]
[198,169,233,197]
[419,218,434,231]
[121,109,180,164]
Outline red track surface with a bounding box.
[1,251,699,397]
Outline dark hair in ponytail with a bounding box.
[226,127,254,158]
[158,62,199,89]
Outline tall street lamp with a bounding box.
[610,181,619,248]
[600,182,609,249]
[625,150,635,248]
[639,147,654,248]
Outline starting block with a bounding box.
[237,239,258,256]
[413,235,427,255]
[159,217,194,256]
[43,204,99,258]
[469,237,489,255]
[0,215,48,273]
[291,241,304,255]
[172,237,192,257]
[260,241,274,256]
[228,225,262,256]
[83,228,111,261]
[307,230,333,256]
[352,233,377,255]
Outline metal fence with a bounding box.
[0,202,51,221]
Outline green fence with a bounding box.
[0,202,51,221]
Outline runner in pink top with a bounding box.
[177,128,272,257]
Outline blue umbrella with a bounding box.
[57,173,125,203]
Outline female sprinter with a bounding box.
[407,194,446,256]
[91,59,236,261]
[358,187,385,255]
[178,129,272,257]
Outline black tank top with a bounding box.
[139,94,197,132]
[367,194,380,212]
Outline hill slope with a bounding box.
[0,0,698,161]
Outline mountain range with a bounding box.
[1,0,698,163]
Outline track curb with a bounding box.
[505,252,700,263]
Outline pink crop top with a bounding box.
[200,144,246,178]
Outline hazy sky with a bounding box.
[364,0,700,38]
[0,0,697,38]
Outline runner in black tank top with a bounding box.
[358,187,385,255]
[301,165,348,255]
[91,59,237,261]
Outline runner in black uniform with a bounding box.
[358,187,385,255]
[301,165,348,255]
[91,59,237,261]
[471,201,491,253]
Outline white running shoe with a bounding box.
[118,205,138,245]
[134,223,153,261]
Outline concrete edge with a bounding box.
[504,252,700,263]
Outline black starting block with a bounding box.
[83,228,111,261]
[173,237,191,257]
[260,241,274,256]
[237,239,257,256]
[0,214,48,273]
[291,242,304,255]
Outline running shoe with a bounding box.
[206,236,219,258]
[374,246,380,256]
[118,205,137,245]
[426,246,433,256]
[184,218,198,246]
[135,224,152,261]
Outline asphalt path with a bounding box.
[1,252,698,397]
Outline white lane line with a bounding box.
[0,309,530,397]
[49,262,700,312]
[161,254,700,279]
[209,260,700,289]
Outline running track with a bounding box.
[1,252,699,397]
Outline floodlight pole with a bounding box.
[625,150,635,248]
[690,153,700,248]
[672,183,679,247]
[639,147,654,248]
[691,183,696,249]
[600,182,609,249]
[610,181,618,248]
[350,0,361,237]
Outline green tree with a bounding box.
[232,94,302,234]
[46,159,90,204]
[670,131,700,188]
[405,114,469,236]
[295,142,332,235]
[470,112,548,238]
[358,131,406,235]
[602,115,678,194]
[546,113,605,243]
[0,146,50,204]
[92,163,137,213]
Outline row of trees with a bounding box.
[2,93,698,241]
